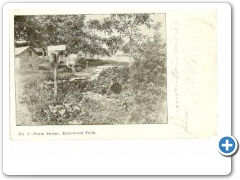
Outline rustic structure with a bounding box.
[15,46,39,70]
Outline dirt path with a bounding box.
[15,74,36,125]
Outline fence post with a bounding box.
[53,53,59,102]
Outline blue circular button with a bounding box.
[218,136,238,156]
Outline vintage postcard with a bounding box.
[9,7,217,140]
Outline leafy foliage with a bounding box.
[21,72,83,125]
[14,16,43,48]
[88,14,153,58]
[15,15,111,58]
[21,73,55,124]
[16,14,168,125]
[129,24,167,123]
[96,14,152,38]
[21,66,133,125]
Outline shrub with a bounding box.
[21,72,85,125]
[129,32,167,123]
[22,73,55,124]
[73,91,133,124]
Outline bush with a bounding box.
[20,66,134,125]
[21,72,85,125]
[72,91,133,125]
[22,73,55,124]
[129,33,167,123]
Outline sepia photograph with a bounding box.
[9,7,217,141]
[4,3,231,176]
[14,13,167,126]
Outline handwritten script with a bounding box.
[172,22,179,112]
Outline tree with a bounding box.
[130,22,167,123]
[37,15,87,100]
[36,15,86,53]
[93,14,153,60]
[14,15,43,48]
[15,15,111,57]
[15,15,115,101]
[106,36,124,55]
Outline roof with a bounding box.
[15,41,29,47]
[15,40,29,44]
[15,46,31,56]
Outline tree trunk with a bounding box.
[129,37,133,61]
[129,46,132,61]
[54,53,59,101]
[86,61,89,72]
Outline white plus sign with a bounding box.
[222,139,233,151]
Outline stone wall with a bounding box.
[43,66,130,96]
[87,66,130,94]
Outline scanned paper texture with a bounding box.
[10,9,217,140]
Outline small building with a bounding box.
[15,46,39,70]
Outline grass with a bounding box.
[15,55,166,125]
[15,58,129,125]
